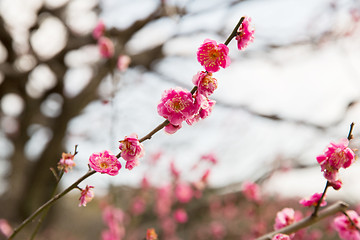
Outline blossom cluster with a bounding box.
[157,17,254,134]
[316,138,356,190]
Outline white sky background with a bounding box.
[1,0,360,202]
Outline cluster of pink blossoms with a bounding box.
[333,210,360,240]
[316,138,356,189]
[157,17,254,133]
[57,152,76,173]
[299,192,327,207]
[93,20,131,71]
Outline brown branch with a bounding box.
[256,201,349,240]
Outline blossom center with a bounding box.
[168,96,187,112]
[100,161,109,169]
[209,50,220,60]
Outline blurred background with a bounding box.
[1,0,360,239]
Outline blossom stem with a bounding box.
[311,181,330,217]
[256,201,349,240]
[341,210,360,232]
[8,170,96,240]
[224,17,245,46]
[347,122,355,141]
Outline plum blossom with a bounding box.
[92,20,105,39]
[236,16,255,50]
[146,228,158,240]
[242,181,261,203]
[272,234,291,240]
[117,55,131,72]
[57,152,75,173]
[164,123,182,134]
[333,210,360,240]
[102,205,126,240]
[79,185,94,207]
[175,183,193,203]
[197,39,230,72]
[316,138,355,188]
[98,37,114,58]
[89,150,121,176]
[157,88,198,126]
[192,71,218,97]
[0,219,12,237]
[125,159,139,170]
[274,208,296,230]
[299,192,327,207]
[186,94,215,125]
[174,208,188,223]
[119,134,144,163]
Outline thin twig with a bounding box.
[224,17,245,46]
[8,170,96,240]
[312,181,330,217]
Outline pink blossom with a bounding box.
[79,185,94,207]
[210,221,226,240]
[272,234,291,240]
[119,134,144,162]
[173,208,188,223]
[299,192,327,207]
[333,210,360,240]
[102,206,126,240]
[236,16,255,50]
[164,123,182,134]
[197,39,231,73]
[57,152,76,173]
[98,37,114,58]
[131,197,146,216]
[157,88,198,125]
[125,159,139,170]
[274,208,295,230]
[186,94,215,125]
[170,161,180,180]
[330,179,343,190]
[316,138,355,186]
[192,71,218,97]
[200,153,218,164]
[146,228,158,240]
[117,55,131,72]
[155,185,172,218]
[89,150,122,176]
[242,181,261,203]
[93,20,105,39]
[0,219,12,237]
[175,183,193,203]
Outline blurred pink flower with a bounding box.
[200,153,218,164]
[236,16,254,50]
[57,152,75,173]
[79,185,94,207]
[102,206,126,240]
[272,233,291,240]
[157,88,198,125]
[173,208,188,223]
[131,197,146,216]
[242,181,261,203]
[197,39,230,72]
[170,161,180,180]
[274,208,295,230]
[89,150,121,176]
[117,55,131,72]
[210,221,226,240]
[299,192,327,207]
[164,123,182,134]
[98,37,114,58]
[0,219,12,237]
[119,133,144,162]
[192,71,218,97]
[333,210,360,240]
[92,20,105,39]
[175,183,193,203]
[155,185,172,218]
